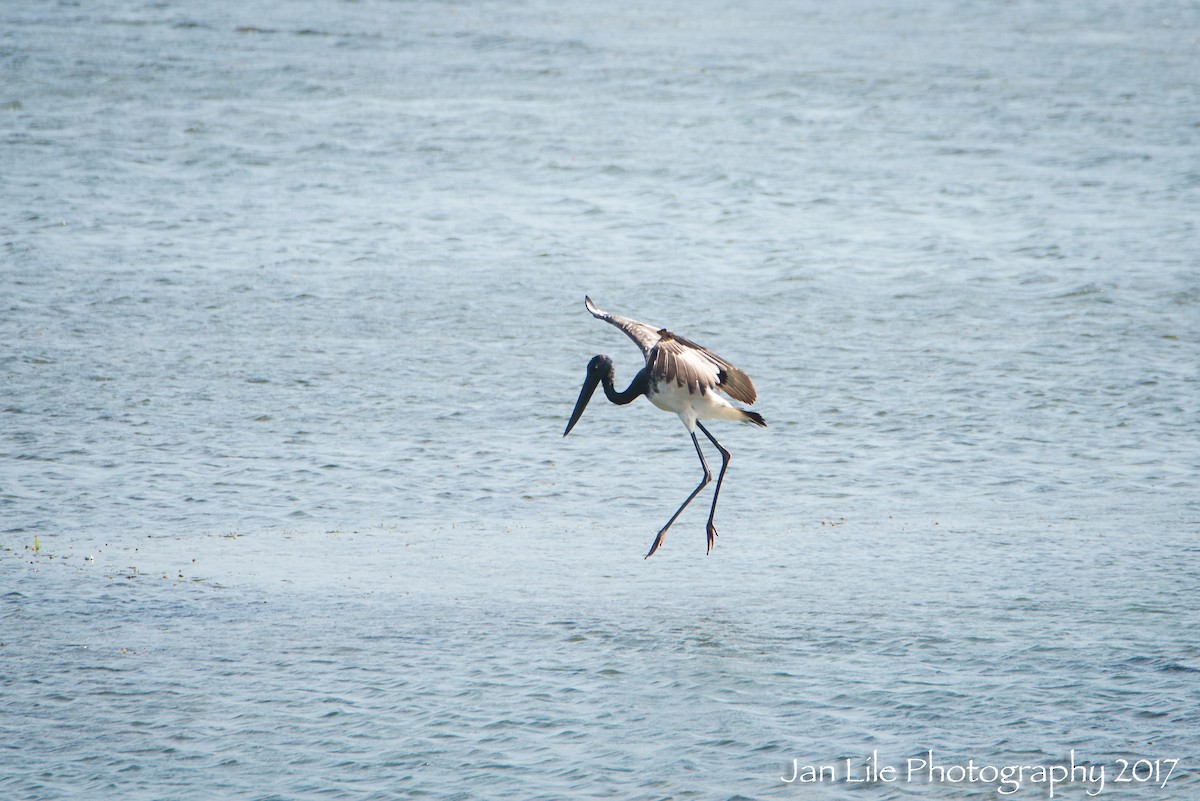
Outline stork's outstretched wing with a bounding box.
[583,296,662,358]
[584,296,757,404]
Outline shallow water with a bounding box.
[3,0,1199,798]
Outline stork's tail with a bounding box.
[742,410,766,427]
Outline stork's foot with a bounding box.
[706,523,719,554]
[644,529,668,559]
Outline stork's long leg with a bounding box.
[644,431,711,559]
[696,422,731,554]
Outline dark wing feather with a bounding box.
[651,332,758,404]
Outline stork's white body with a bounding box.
[645,376,749,432]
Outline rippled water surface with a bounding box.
[3,0,1198,798]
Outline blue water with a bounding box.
[3,0,1198,798]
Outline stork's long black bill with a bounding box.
[563,368,602,436]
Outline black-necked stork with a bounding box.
[563,296,766,558]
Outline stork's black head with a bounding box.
[587,354,614,377]
[563,355,613,436]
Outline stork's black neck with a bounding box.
[602,366,649,406]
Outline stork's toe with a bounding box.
[705,524,719,554]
